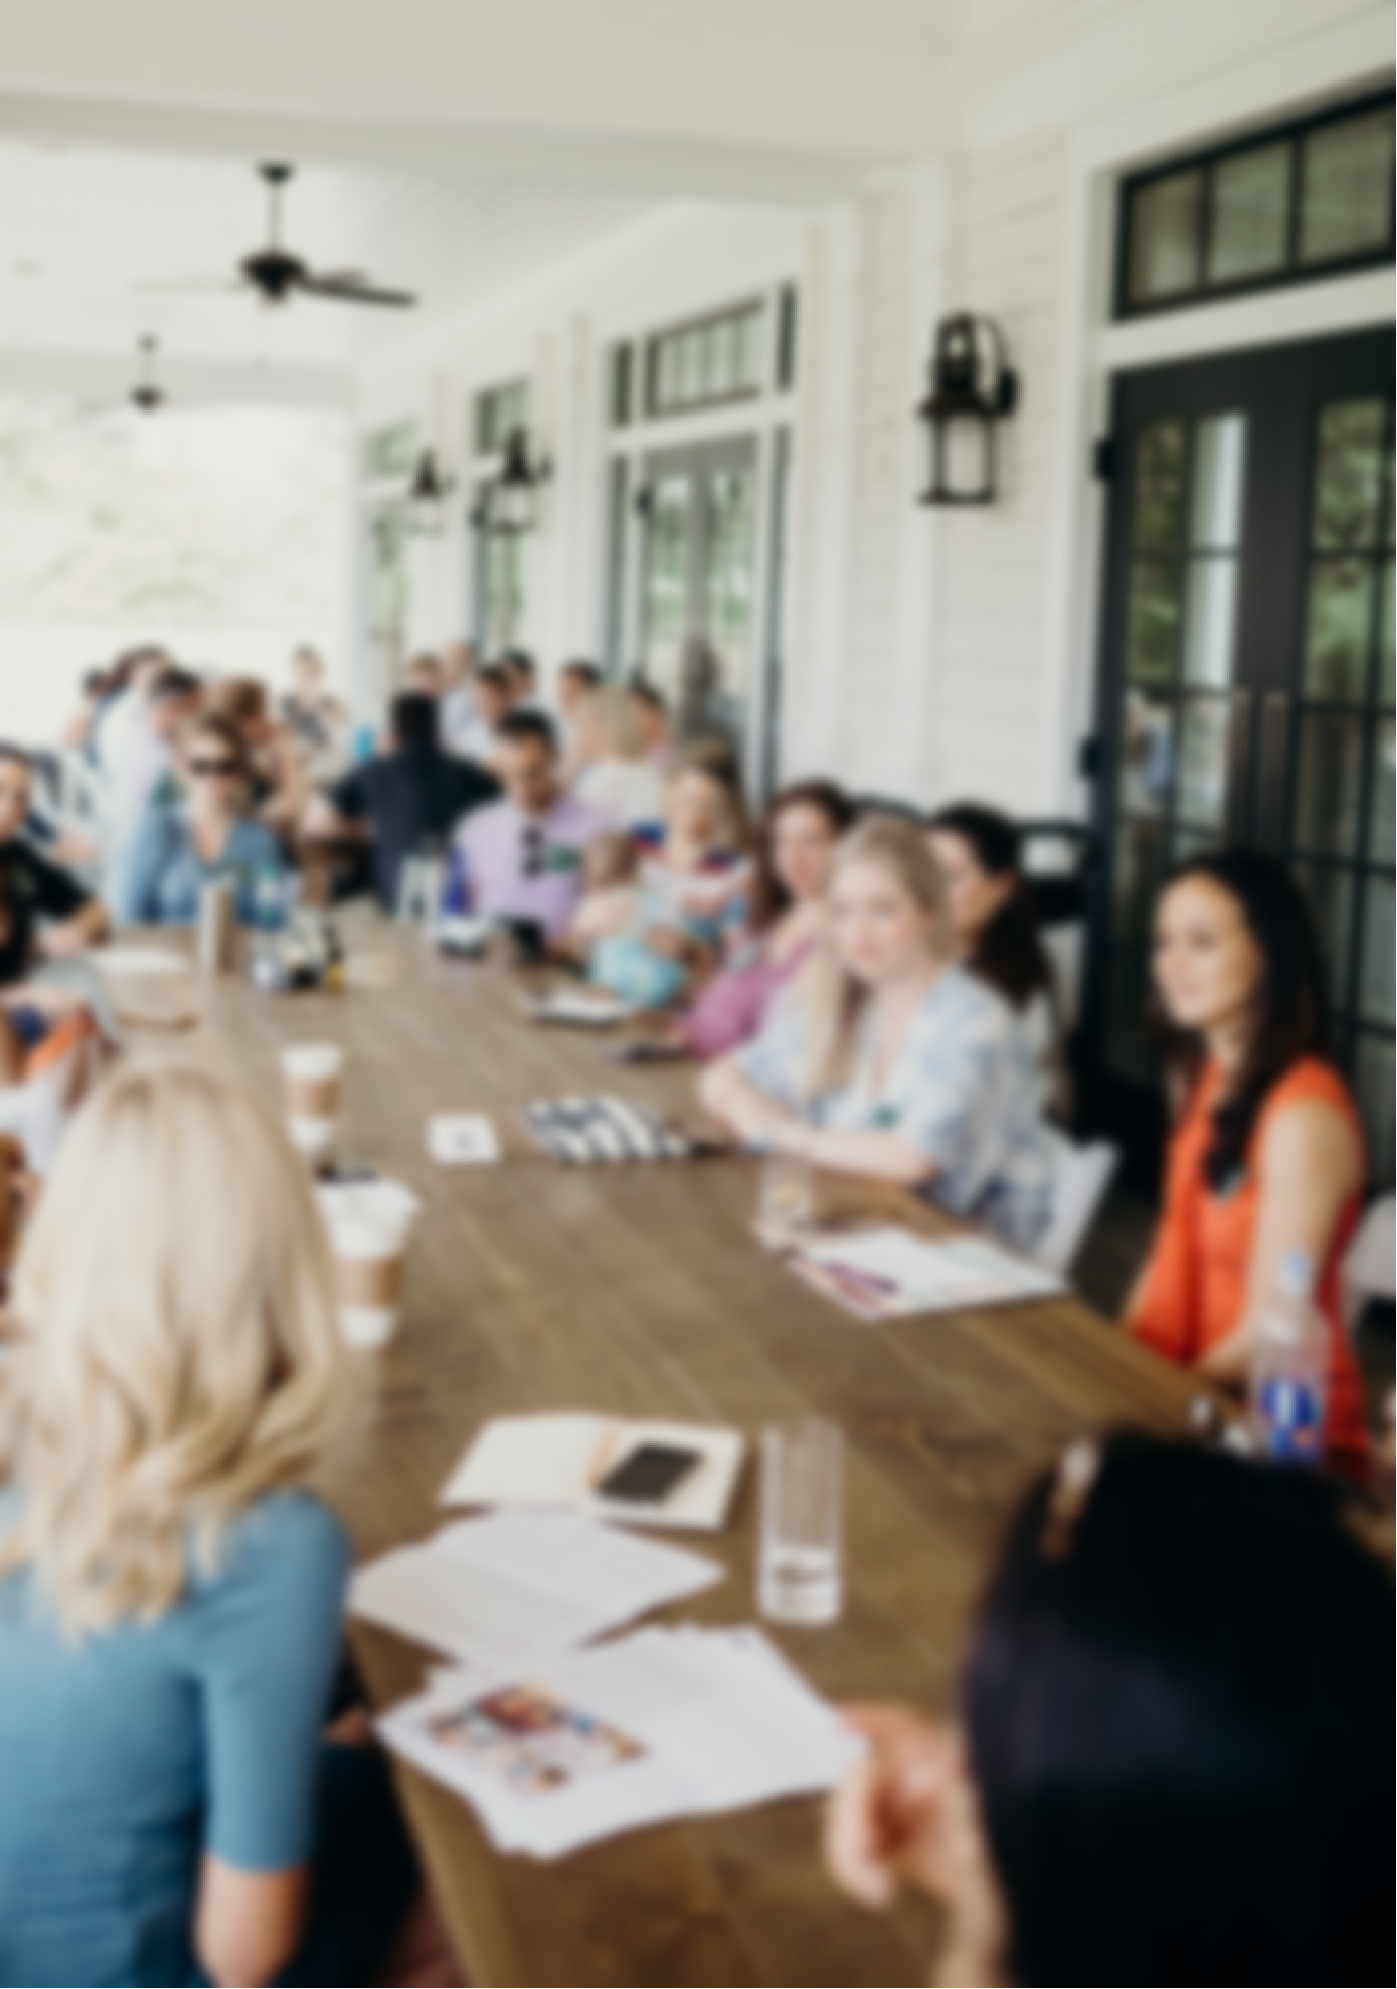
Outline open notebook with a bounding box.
[441,1414,745,1534]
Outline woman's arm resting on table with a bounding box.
[196,1855,309,1989]
[1198,1097,1362,1386]
[699,1059,937,1185]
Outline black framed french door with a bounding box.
[1083,324,1395,1188]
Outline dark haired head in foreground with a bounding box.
[830,1433,1392,1988]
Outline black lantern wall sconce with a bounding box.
[470,428,551,537]
[917,313,1019,507]
[406,447,455,537]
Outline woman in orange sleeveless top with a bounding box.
[1128,850,1371,1469]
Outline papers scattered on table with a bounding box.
[349,1510,722,1672]
[343,951,401,991]
[429,1114,501,1166]
[378,1623,860,1861]
[520,1094,695,1164]
[522,989,635,1028]
[785,1226,1065,1322]
[441,1414,745,1534]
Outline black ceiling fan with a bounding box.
[143,162,417,310]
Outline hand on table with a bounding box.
[825,1705,961,1910]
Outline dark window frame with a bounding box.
[642,297,766,421]
[1114,89,1395,321]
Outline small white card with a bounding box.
[429,1114,501,1166]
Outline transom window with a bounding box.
[642,301,765,419]
[1118,92,1395,318]
[474,380,529,457]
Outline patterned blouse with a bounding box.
[735,963,1055,1254]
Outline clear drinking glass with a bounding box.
[758,1419,844,1628]
[757,1150,815,1241]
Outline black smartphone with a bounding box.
[501,917,549,967]
[596,1443,703,1506]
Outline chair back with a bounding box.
[1341,1195,1395,1328]
[1036,1128,1121,1277]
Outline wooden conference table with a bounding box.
[178,928,1196,1989]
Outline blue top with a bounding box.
[0,1489,349,1989]
[736,964,1055,1253]
[115,810,287,927]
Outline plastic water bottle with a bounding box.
[1250,1249,1330,1466]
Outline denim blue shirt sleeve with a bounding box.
[114,812,286,927]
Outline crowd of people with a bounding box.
[0,632,1390,1987]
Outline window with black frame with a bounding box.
[1119,93,1394,318]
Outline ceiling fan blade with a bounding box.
[299,271,417,309]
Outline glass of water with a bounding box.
[758,1418,844,1628]
[757,1150,815,1242]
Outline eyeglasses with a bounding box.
[190,759,241,780]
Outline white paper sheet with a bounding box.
[439,1415,745,1534]
[790,1226,1065,1321]
[350,1511,723,1671]
[428,1115,501,1166]
[379,1624,860,1860]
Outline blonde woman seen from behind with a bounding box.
[572,685,667,831]
[700,818,1055,1253]
[0,1059,420,1989]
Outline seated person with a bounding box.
[0,1058,422,1988]
[115,715,287,928]
[826,1432,1390,1989]
[568,833,689,1011]
[571,687,667,831]
[306,691,499,912]
[681,779,855,1060]
[0,746,110,1085]
[556,658,601,770]
[1127,849,1370,1469]
[456,711,608,948]
[205,675,307,836]
[699,817,1053,1254]
[927,802,1063,1114]
[629,680,674,770]
[455,663,517,769]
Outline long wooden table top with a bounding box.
[182,926,1195,1989]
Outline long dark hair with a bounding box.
[927,802,1053,1011]
[965,1433,1392,1989]
[749,779,857,933]
[1159,850,1331,1192]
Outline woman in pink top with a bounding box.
[681,779,857,1059]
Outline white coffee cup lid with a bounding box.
[282,1043,345,1080]
[332,1213,407,1260]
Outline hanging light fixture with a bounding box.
[474,427,550,537]
[406,447,454,537]
[917,314,1019,507]
[130,335,166,414]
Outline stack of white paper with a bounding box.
[440,1414,745,1534]
[349,1510,723,1672]
[787,1226,1065,1321]
[379,1623,860,1860]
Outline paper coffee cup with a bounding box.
[288,1114,336,1163]
[331,1214,407,1348]
[282,1043,345,1122]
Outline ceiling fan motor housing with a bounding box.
[240,249,308,302]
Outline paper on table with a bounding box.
[440,1414,745,1534]
[525,990,634,1027]
[429,1115,501,1166]
[378,1624,860,1861]
[349,1510,723,1672]
[789,1226,1065,1321]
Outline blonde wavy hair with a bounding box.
[0,1056,357,1636]
[800,815,953,1100]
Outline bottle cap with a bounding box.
[1278,1248,1316,1300]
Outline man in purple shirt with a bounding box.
[456,710,608,943]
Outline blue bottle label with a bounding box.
[1257,1378,1325,1465]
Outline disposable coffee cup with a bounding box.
[288,1114,337,1164]
[331,1213,408,1348]
[282,1043,345,1122]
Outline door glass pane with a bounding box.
[1296,713,1365,856]
[1190,414,1247,548]
[1207,142,1291,284]
[1314,401,1385,548]
[1360,878,1394,1026]
[1294,863,1354,1015]
[1120,690,1175,817]
[1183,559,1239,687]
[1126,560,1183,683]
[1379,560,1394,706]
[642,476,692,693]
[1300,108,1396,265]
[1305,559,1376,701]
[1128,172,1203,301]
[1177,698,1229,828]
[703,466,756,734]
[1371,721,1395,864]
[1108,821,1166,1080]
[1355,1036,1395,1191]
[1134,423,1187,546]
